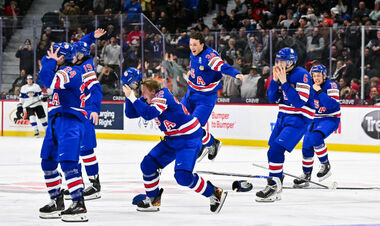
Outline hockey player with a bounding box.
[122,70,228,213]
[38,43,88,222]
[62,29,105,200]
[17,75,48,137]
[294,65,340,187]
[256,47,315,202]
[183,32,244,161]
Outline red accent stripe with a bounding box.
[316,148,327,156]
[155,103,166,112]
[212,61,223,71]
[298,91,309,99]
[279,106,315,117]
[144,180,159,189]
[164,120,199,136]
[83,156,96,163]
[202,130,210,142]
[67,179,83,189]
[85,78,98,87]
[54,77,61,89]
[330,96,339,100]
[46,179,62,187]
[195,178,205,193]
[187,80,218,90]
[269,165,283,170]
[302,161,314,166]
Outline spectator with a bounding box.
[224,10,241,31]
[234,0,247,19]
[126,25,145,48]
[247,33,263,67]
[369,0,380,21]
[346,83,360,100]
[353,1,370,19]
[97,65,119,96]
[93,0,105,14]
[15,39,34,75]
[122,0,142,22]
[277,9,293,29]
[366,30,380,78]
[209,18,222,32]
[221,38,237,65]
[164,53,188,100]
[339,77,350,98]
[256,66,270,98]
[193,18,208,32]
[367,87,380,105]
[306,27,325,61]
[101,37,121,76]
[150,34,162,59]
[235,65,261,98]
[370,77,380,93]
[12,69,28,90]
[216,9,229,26]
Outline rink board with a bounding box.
[1,100,379,153]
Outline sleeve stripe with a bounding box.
[83,71,97,82]
[209,57,224,71]
[152,104,164,113]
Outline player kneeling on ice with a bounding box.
[17,75,48,137]
[122,68,228,213]
[294,65,340,188]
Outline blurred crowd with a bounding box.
[1,0,379,105]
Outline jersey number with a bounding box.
[83,64,93,73]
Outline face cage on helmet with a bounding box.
[275,59,294,68]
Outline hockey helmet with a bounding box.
[52,42,75,63]
[310,64,327,77]
[73,41,91,57]
[275,47,298,68]
[121,67,143,89]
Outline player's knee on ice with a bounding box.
[174,170,194,187]
[140,155,160,174]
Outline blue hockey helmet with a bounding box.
[73,41,91,57]
[275,47,298,68]
[310,64,327,77]
[121,67,143,89]
[52,42,75,63]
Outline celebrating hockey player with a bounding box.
[256,47,315,202]
[62,29,105,201]
[122,69,228,213]
[17,75,48,137]
[183,32,244,161]
[38,43,88,222]
[293,65,340,188]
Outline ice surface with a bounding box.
[0,136,379,226]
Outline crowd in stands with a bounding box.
[1,0,380,105]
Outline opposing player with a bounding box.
[183,32,244,161]
[293,65,340,187]
[122,70,228,213]
[256,47,315,202]
[38,43,88,222]
[63,29,105,200]
[17,75,48,137]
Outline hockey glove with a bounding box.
[232,180,253,192]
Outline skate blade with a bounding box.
[293,182,310,188]
[318,171,332,182]
[61,213,88,222]
[196,149,210,163]
[39,211,61,219]
[208,141,222,161]
[255,193,281,202]
[136,206,160,212]
[84,192,101,201]
[213,191,228,214]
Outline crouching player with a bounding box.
[122,68,228,213]
[294,65,340,187]
[256,47,315,202]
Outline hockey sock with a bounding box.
[202,129,214,147]
[301,156,314,174]
[41,159,61,199]
[314,143,328,163]
[61,161,84,201]
[267,142,286,179]
[80,149,99,177]
[29,115,38,132]
[40,117,48,131]
[141,155,161,197]
[186,172,214,197]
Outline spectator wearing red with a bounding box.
[5,1,19,17]
[126,25,146,48]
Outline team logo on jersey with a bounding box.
[199,66,204,70]
[64,44,69,49]
[361,110,380,139]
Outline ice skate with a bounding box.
[256,178,282,202]
[39,190,65,219]
[61,198,88,222]
[293,172,312,188]
[208,139,222,160]
[317,161,331,182]
[83,175,101,200]
[136,188,163,212]
[196,145,209,163]
[209,183,228,213]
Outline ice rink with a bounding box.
[0,136,379,226]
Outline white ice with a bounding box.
[0,136,379,226]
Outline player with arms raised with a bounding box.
[256,47,315,202]
[293,65,340,187]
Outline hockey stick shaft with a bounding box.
[251,162,330,189]
[197,170,272,180]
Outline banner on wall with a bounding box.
[95,103,124,130]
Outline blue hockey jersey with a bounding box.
[313,78,341,119]
[188,46,240,94]
[39,56,87,120]
[125,88,203,138]
[268,66,315,121]
[80,58,102,115]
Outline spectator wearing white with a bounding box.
[306,27,325,61]
[278,9,293,29]
[101,36,121,75]
[370,0,380,21]
[247,33,264,67]
[234,65,260,98]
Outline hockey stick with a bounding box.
[251,162,338,189]
[197,170,282,193]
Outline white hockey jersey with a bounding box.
[19,83,43,108]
